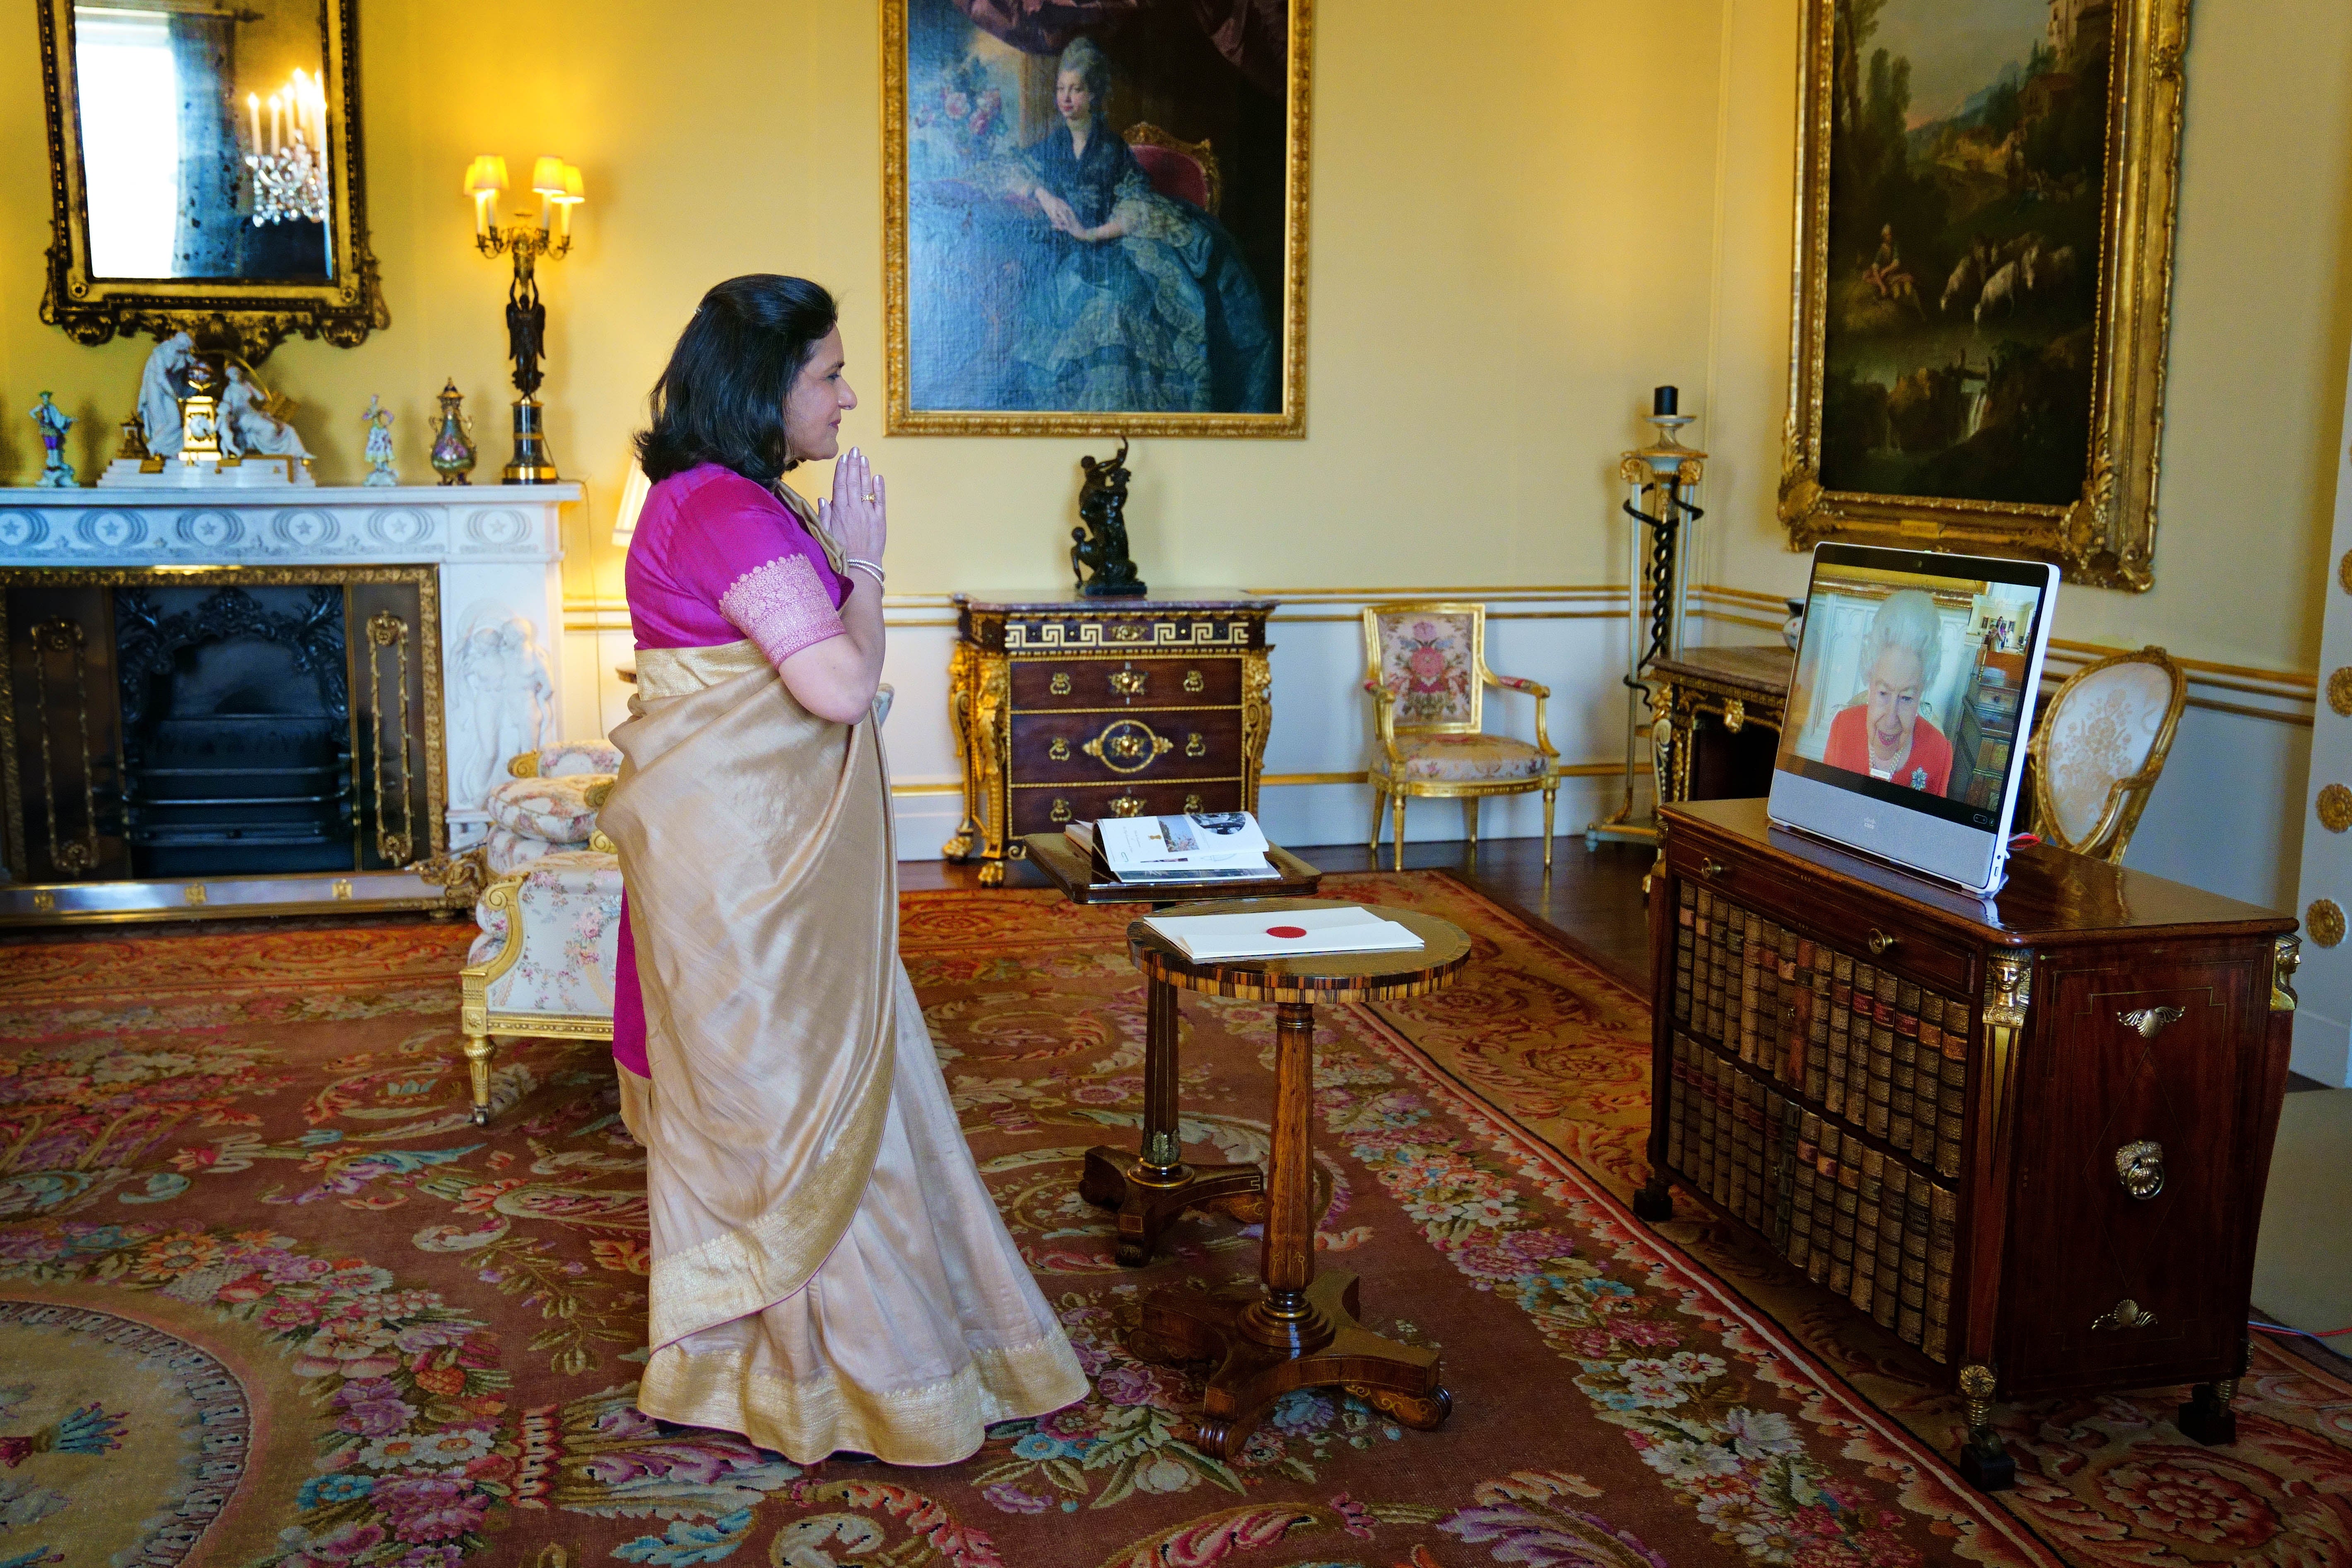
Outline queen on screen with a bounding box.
[1822,589,1953,795]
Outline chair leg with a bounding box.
[1542,783,1557,870]
[1368,785,1387,853]
[1464,797,1479,861]
[1392,792,1407,871]
[462,1028,496,1126]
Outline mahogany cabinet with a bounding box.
[945,592,1275,886]
[1634,799,2299,1491]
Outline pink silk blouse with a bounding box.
[612,463,851,1076]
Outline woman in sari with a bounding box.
[600,275,1087,1465]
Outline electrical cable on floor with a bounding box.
[2250,1320,2352,1340]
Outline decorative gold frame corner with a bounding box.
[879,0,1312,438]
[1778,0,2191,590]
[36,0,388,362]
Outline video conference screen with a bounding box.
[1774,559,2051,833]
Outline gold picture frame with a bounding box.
[881,0,1312,437]
[1777,0,2190,590]
[36,0,388,362]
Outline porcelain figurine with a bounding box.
[135,330,196,456]
[361,395,398,486]
[219,364,311,464]
[428,379,477,485]
[29,392,75,487]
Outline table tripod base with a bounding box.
[1080,1147,1265,1268]
[1132,1270,1448,1460]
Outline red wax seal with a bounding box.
[1265,925,1308,938]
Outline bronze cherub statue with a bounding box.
[1071,437,1147,598]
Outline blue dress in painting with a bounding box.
[1009,115,1276,414]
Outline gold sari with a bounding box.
[601,597,1084,1464]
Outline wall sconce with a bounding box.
[464,152,584,484]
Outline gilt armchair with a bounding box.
[2023,646,2186,863]
[1362,603,1560,869]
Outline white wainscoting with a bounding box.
[563,586,1655,859]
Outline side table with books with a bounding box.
[1020,814,1324,1265]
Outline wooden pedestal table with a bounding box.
[1123,899,1473,1459]
[1019,832,1324,1265]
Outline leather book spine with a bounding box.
[1851,1147,1884,1315]
[1792,1110,1823,1268]
[1769,1091,1799,1252]
[1668,1034,1690,1173]
[1935,997,1971,1179]
[1865,967,1897,1141]
[1737,912,1762,1067]
[1899,1183,1933,1346]
[1924,1182,1959,1363]
[1830,1139,1860,1294]
[1827,955,1856,1118]
[1804,946,1831,1102]
[1888,980,1921,1154]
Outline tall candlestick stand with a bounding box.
[1588,386,1706,848]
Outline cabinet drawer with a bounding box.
[1012,779,1244,836]
[1668,848,1976,999]
[1011,656,1242,711]
[1011,710,1242,784]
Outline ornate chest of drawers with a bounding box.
[945,591,1275,885]
[1636,799,2299,1490]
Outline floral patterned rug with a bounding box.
[0,874,2345,1568]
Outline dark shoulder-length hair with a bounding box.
[635,275,838,487]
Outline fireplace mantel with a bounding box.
[0,484,581,921]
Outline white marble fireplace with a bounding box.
[0,483,578,918]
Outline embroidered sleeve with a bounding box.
[718,554,846,667]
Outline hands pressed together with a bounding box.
[818,446,888,571]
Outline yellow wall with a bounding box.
[0,0,1727,611]
[7,0,2345,680]
[1697,0,2352,675]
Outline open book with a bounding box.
[1142,904,1424,962]
[1073,812,1281,884]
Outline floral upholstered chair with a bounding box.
[2024,646,2186,863]
[458,742,623,1126]
[482,740,622,875]
[1362,602,1560,870]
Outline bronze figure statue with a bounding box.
[1071,437,1146,598]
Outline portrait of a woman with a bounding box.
[1001,37,1276,414]
[1821,588,1954,795]
[597,275,1087,1465]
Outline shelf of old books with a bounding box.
[1664,880,1969,1364]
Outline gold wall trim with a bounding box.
[1260,762,1649,788]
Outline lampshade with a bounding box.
[560,163,585,202]
[465,154,508,195]
[611,462,651,547]
[530,155,567,195]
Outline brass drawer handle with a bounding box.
[2114,1139,2164,1199]
[1109,669,1147,697]
[1185,732,1206,758]
[1699,859,1726,880]
[2118,1005,2185,1038]
[2091,1298,2157,1332]
[1183,669,1205,694]
[1868,929,1899,955]
[1109,792,1146,817]
[1049,671,1072,696]
[1049,797,1072,824]
[1048,737,1070,762]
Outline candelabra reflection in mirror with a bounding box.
[463,154,584,483]
[244,69,330,227]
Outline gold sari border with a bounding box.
[646,1054,893,1350]
[636,1328,1088,1467]
[634,639,772,699]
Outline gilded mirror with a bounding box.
[37,0,386,362]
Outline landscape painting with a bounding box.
[883,0,1310,437]
[1780,0,2190,590]
[1822,0,2106,504]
